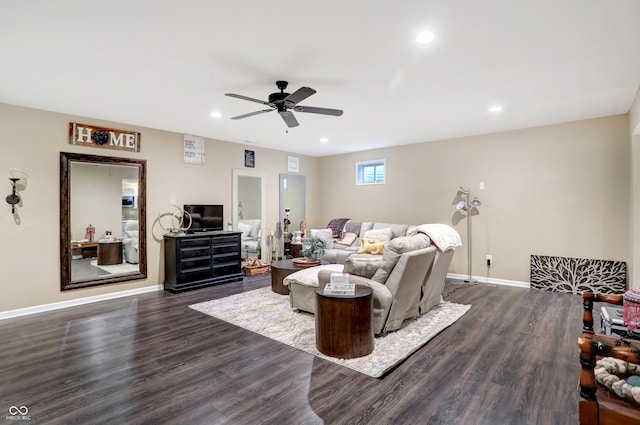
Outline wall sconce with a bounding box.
[6,168,28,214]
[455,186,481,283]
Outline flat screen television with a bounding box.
[122,195,135,208]
[184,204,224,233]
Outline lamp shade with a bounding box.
[470,197,481,208]
[623,287,640,333]
[457,186,468,196]
[9,168,28,180]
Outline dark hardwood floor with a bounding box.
[0,277,584,424]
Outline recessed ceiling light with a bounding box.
[416,31,435,44]
[488,105,503,113]
[320,137,328,143]
[210,111,222,118]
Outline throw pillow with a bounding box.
[363,228,393,244]
[372,222,409,239]
[357,239,385,255]
[250,219,261,238]
[238,222,252,239]
[125,230,138,238]
[309,228,334,249]
[344,220,362,236]
[336,232,357,246]
[239,219,261,238]
[283,264,344,287]
[371,233,431,284]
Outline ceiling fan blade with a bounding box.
[284,87,316,105]
[279,110,299,128]
[225,93,271,106]
[231,109,274,120]
[293,105,343,116]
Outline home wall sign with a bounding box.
[287,156,299,172]
[69,123,141,152]
[183,134,205,164]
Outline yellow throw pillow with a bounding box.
[357,238,385,255]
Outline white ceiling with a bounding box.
[1,0,639,157]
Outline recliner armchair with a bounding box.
[238,219,261,259]
[285,233,440,335]
[319,247,436,335]
[122,220,139,264]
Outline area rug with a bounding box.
[90,260,139,274]
[189,287,470,378]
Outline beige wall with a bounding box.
[630,88,640,136]
[282,175,305,229]
[317,115,631,283]
[238,175,261,220]
[629,89,640,286]
[0,103,319,313]
[71,162,133,240]
[0,101,634,313]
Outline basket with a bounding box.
[243,258,271,275]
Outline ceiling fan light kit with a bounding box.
[226,81,343,128]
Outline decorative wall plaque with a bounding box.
[287,156,299,172]
[530,254,627,295]
[183,134,205,164]
[69,123,140,152]
[245,150,255,168]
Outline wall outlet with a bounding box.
[486,254,492,266]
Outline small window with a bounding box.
[355,159,386,185]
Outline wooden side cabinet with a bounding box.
[163,232,243,293]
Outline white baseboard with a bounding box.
[447,273,529,289]
[1,276,528,321]
[0,285,163,320]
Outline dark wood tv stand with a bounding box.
[163,231,243,293]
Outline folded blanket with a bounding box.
[326,217,350,238]
[407,224,462,252]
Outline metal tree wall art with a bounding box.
[530,255,626,295]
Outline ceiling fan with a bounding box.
[225,80,343,128]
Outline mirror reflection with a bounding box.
[232,169,266,260]
[279,174,305,257]
[61,152,147,290]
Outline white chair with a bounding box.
[122,220,139,264]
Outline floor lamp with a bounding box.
[456,186,481,283]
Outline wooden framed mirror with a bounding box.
[60,152,147,290]
[232,169,266,260]
[279,174,306,256]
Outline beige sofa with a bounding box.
[317,221,411,264]
[284,225,460,335]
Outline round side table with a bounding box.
[97,240,123,266]
[315,285,374,359]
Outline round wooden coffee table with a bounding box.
[315,285,374,359]
[270,259,328,295]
